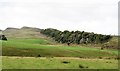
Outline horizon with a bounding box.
[0,26,117,36]
[0,0,119,35]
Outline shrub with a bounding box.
[79,64,88,68]
[79,64,84,68]
[37,54,41,57]
[0,35,7,41]
[62,61,70,64]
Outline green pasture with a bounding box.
[1,39,118,58]
[2,57,118,69]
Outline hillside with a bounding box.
[1,27,118,69]
[101,36,118,49]
[1,27,118,49]
[40,28,118,49]
[2,38,118,58]
[2,27,46,39]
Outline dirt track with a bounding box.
[2,56,108,60]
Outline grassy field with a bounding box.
[2,38,118,58]
[2,56,118,69]
[1,38,119,69]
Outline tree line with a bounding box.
[40,28,112,45]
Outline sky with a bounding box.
[0,0,119,35]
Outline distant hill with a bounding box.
[21,26,41,32]
[3,26,46,38]
[0,29,2,35]
[1,26,118,49]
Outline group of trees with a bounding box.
[40,28,112,45]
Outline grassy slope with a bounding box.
[1,27,119,69]
[2,39,118,58]
[2,38,118,69]
[104,36,118,49]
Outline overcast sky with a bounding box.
[0,0,119,35]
